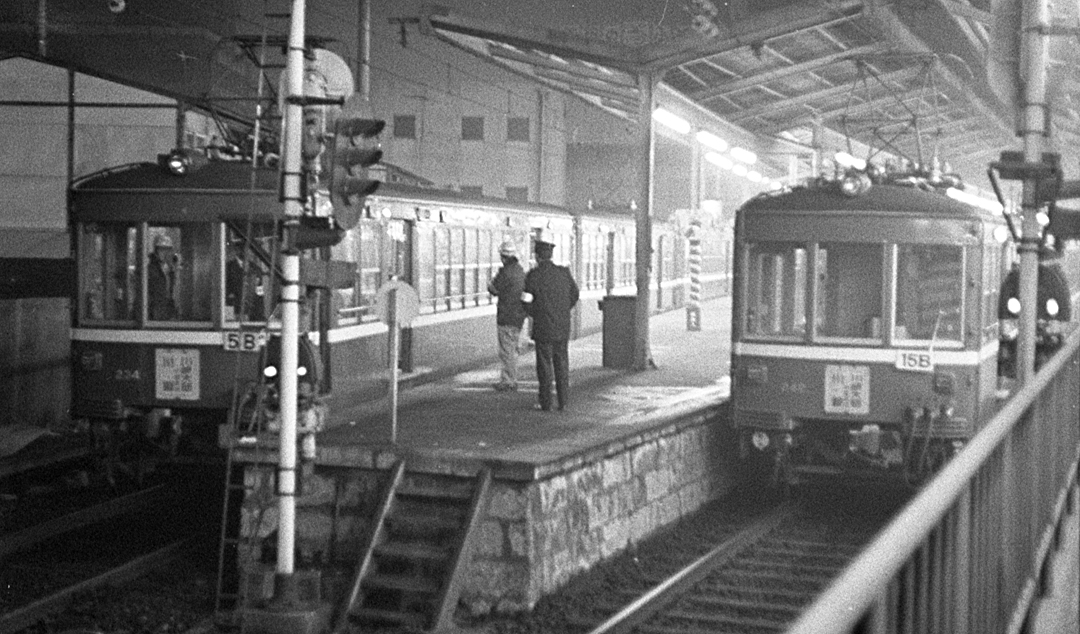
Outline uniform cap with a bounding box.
[499,241,517,257]
[534,228,556,247]
[153,234,174,248]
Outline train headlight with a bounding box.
[297,365,308,377]
[839,172,872,197]
[1046,298,1060,318]
[751,431,770,450]
[263,365,278,378]
[1007,297,1022,315]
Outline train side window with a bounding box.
[80,223,139,323]
[745,241,808,339]
[981,245,1002,344]
[815,243,883,341]
[146,224,213,323]
[464,228,480,306]
[354,223,382,322]
[894,244,963,344]
[416,225,436,314]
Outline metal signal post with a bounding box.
[277,0,307,588]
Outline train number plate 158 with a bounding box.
[895,351,934,373]
[223,330,268,352]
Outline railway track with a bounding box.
[0,466,223,634]
[0,538,195,634]
[577,487,908,634]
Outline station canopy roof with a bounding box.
[3,0,1079,185]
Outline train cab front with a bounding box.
[730,173,1002,489]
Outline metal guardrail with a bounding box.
[786,328,1080,634]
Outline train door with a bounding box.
[386,218,415,372]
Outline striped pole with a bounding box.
[686,218,702,331]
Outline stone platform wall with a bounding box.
[233,412,734,615]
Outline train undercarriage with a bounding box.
[738,414,967,489]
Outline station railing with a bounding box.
[786,328,1080,634]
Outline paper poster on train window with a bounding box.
[155,348,200,401]
[824,364,870,415]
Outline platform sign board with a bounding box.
[375,280,419,326]
[155,348,200,400]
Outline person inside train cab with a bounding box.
[488,239,527,391]
[523,231,579,412]
[148,233,179,320]
[226,241,266,322]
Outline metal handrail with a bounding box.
[786,327,1080,634]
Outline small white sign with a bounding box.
[895,350,934,373]
[824,364,870,415]
[155,348,200,401]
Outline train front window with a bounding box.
[814,243,884,341]
[894,244,964,344]
[80,223,139,323]
[147,224,213,323]
[744,241,808,339]
[225,225,275,323]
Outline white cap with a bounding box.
[499,240,517,257]
[153,234,174,248]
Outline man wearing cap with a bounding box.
[148,233,179,320]
[487,239,527,391]
[523,232,579,411]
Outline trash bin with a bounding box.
[598,295,636,369]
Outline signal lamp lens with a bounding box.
[751,431,770,450]
[263,365,278,378]
[1007,297,1022,315]
[1046,298,1060,317]
[297,366,308,377]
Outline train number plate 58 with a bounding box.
[223,330,267,352]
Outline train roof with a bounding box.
[70,159,583,224]
[71,160,282,223]
[740,180,1000,221]
[370,181,574,218]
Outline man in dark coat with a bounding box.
[523,233,579,411]
[487,240,527,391]
[148,233,179,320]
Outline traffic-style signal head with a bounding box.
[294,215,345,251]
[329,113,384,229]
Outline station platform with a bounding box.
[230,297,737,614]
[317,296,733,480]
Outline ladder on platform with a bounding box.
[334,462,493,633]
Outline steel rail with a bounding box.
[0,537,195,634]
[0,484,166,558]
[585,502,794,634]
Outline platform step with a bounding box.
[334,462,493,633]
[348,607,428,629]
[375,539,452,562]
